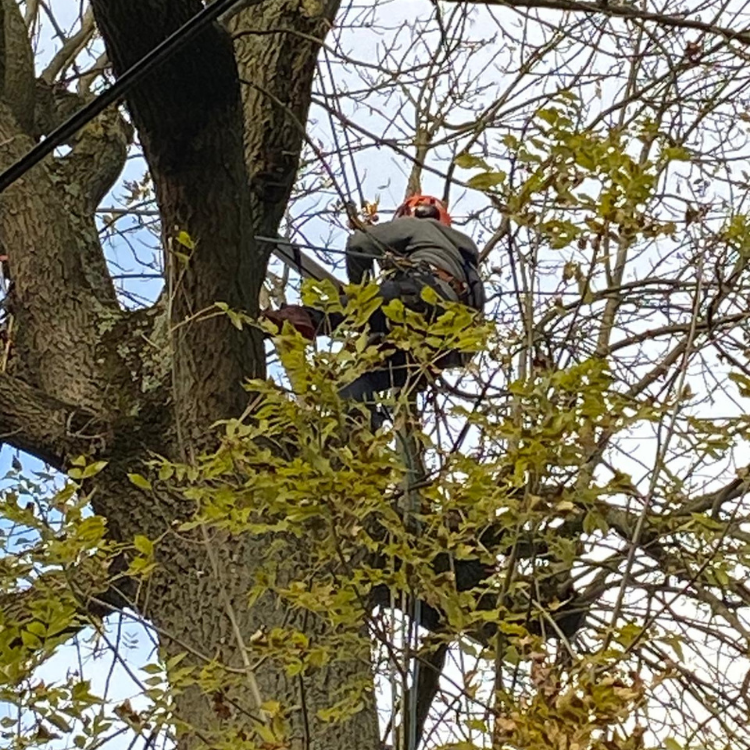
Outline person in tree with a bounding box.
[265,195,486,424]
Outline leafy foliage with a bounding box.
[6,1,750,749]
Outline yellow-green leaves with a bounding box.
[454,151,507,191]
[459,95,689,253]
[68,459,108,481]
[175,229,195,251]
[127,473,152,491]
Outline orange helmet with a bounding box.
[394,195,451,226]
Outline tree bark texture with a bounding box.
[0,0,378,747]
[91,0,264,442]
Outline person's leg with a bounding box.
[339,353,410,401]
[267,273,462,426]
[338,351,412,429]
[338,273,453,427]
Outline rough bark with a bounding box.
[0,372,107,468]
[81,3,380,748]
[0,0,381,745]
[228,0,340,245]
[91,0,266,445]
[33,80,132,304]
[0,0,35,134]
[134,530,380,750]
[0,107,117,409]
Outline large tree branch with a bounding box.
[33,82,133,217]
[0,372,109,469]
[228,0,340,237]
[679,468,750,517]
[91,0,265,442]
[0,0,35,134]
[0,104,117,408]
[32,81,131,304]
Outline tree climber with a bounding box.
[265,195,486,425]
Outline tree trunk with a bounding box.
[0,1,381,747]
[144,533,379,750]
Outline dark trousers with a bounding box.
[313,273,461,426]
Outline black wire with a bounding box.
[0,0,250,195]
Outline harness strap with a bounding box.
[430,265,469,301]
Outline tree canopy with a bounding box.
[2,1,750,749]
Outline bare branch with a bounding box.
[450,0,750,45]
[403,641,449,749]
[41,6,95,84]
[29,81,131,301]
[680,469,750,517]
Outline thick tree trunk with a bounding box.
[85,3,380,748]
[0,0,382,745]
[141,533,379,750]
[91,0,264,442]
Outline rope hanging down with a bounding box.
[0,0,255,195]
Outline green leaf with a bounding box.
[467,171,506,190]
[81,461,108,479]
[537,107,560,125]
[382,298,405,322]
[227,309,244,330]
[662,145,691,162]
[133,535,154,556]
[729,371,750,398]
[454,153,490,170]
[502,133,519,149]
[158,463,175,481]
[420,285,439,305]
[128,473,152,491]
[47,714,72,733]
[176,230,195,250]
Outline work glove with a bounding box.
[263,305,317,341]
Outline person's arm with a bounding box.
[345,231,376,283]
[345,220,418,283]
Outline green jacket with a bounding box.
[345,217,486,311]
